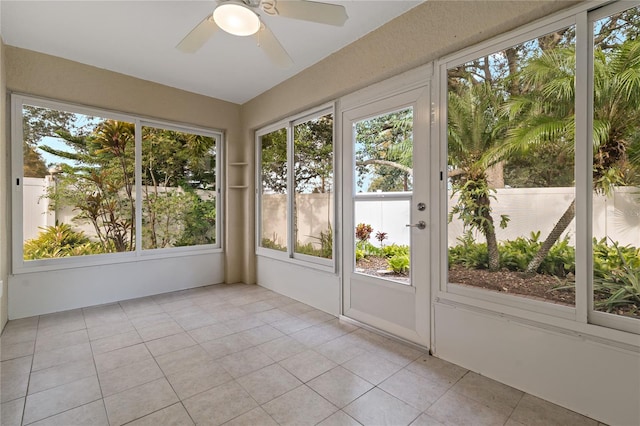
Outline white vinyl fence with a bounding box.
[260,187,639,248]
[23,177,216,243]
[25,178,640,248]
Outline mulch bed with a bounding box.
[357,257,638,318]
[356,257,574,304]
[448,265,575,306]
[355,256,409,284]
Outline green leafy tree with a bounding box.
[42,120,136,252]
[448,81,509,271]
[497,38,640,273]
[23,144,49,178]
[261,117,333,256]
[22,105,77,177]
[261,128,288,193]
[141,127,217,248]
[355,109,413,192]
[261,116,334,194]
[294,115,334,193]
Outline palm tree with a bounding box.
[495,38,640,273]
[448,81,509,271]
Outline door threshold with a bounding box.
[339,315,430,353]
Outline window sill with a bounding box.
[447,283,576,320]
[435,291,640,351]
[256,249,336,274]
[13,246,223,275]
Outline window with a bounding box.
[141,124,218,250]
[257,106,334,266]
[441,0,639,333]
[590,3,640,327]
[14,96,222,270]
[259,127,288,252]
[353,108,413,284]
[293,114,334,260]
[446,24,577,308]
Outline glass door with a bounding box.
[342,85,431,346]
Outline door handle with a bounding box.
[406,221,426,230]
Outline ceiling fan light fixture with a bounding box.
[213,2,260,36]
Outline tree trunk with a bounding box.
[486,161,505,189]
[486,225,500,271]
[356,159,413,176]
[479,193,501,271]
[525,198,576,273]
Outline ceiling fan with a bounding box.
[177,0,349,68]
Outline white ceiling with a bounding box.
[1,0,422,104]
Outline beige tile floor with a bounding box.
[1,283,602,426]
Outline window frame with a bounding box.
[584,0,640,335]
[438,13,579,320]
[434,0,640,340]
[138,119,223,255]
[11,94,224,274]
[255,103,336,272]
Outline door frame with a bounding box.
[339,64,434,347]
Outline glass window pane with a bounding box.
[22,105,136,259]
[260,128,288,252]
[293,114,334,259]
[354,199,411,285]
[592,6,640,320]
[355,108,413,193]
[447,27,577,306]
[353,108,413,285]
[141,126,217,250]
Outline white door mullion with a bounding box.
[135,120,143,256]
[574,11,590,324]
[286,124,295,257]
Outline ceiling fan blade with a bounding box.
[176,14,219,53]
[253,24,293,69]
[273,0,348,26]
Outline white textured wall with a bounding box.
[435,303,640,426]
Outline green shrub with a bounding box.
[555,241,640,314]
[388,254,410,274]
[498,233,537,272]
[498,232,574,277]
[382,244,409,258]
[449,231,575,277]
[448,232,489,269]
[356,240,383,258]
[261,237,286,251]
[592,241,640,314]
[593,238,640,278]
[542,237,575,277]
[296,227,333,259]
[24,223,104,260]
[317,227,333,259]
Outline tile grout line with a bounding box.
[83,307,108,426]
[20,314,40,426]
[503,388,526,425]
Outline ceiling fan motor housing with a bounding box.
[259,0,278,16]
